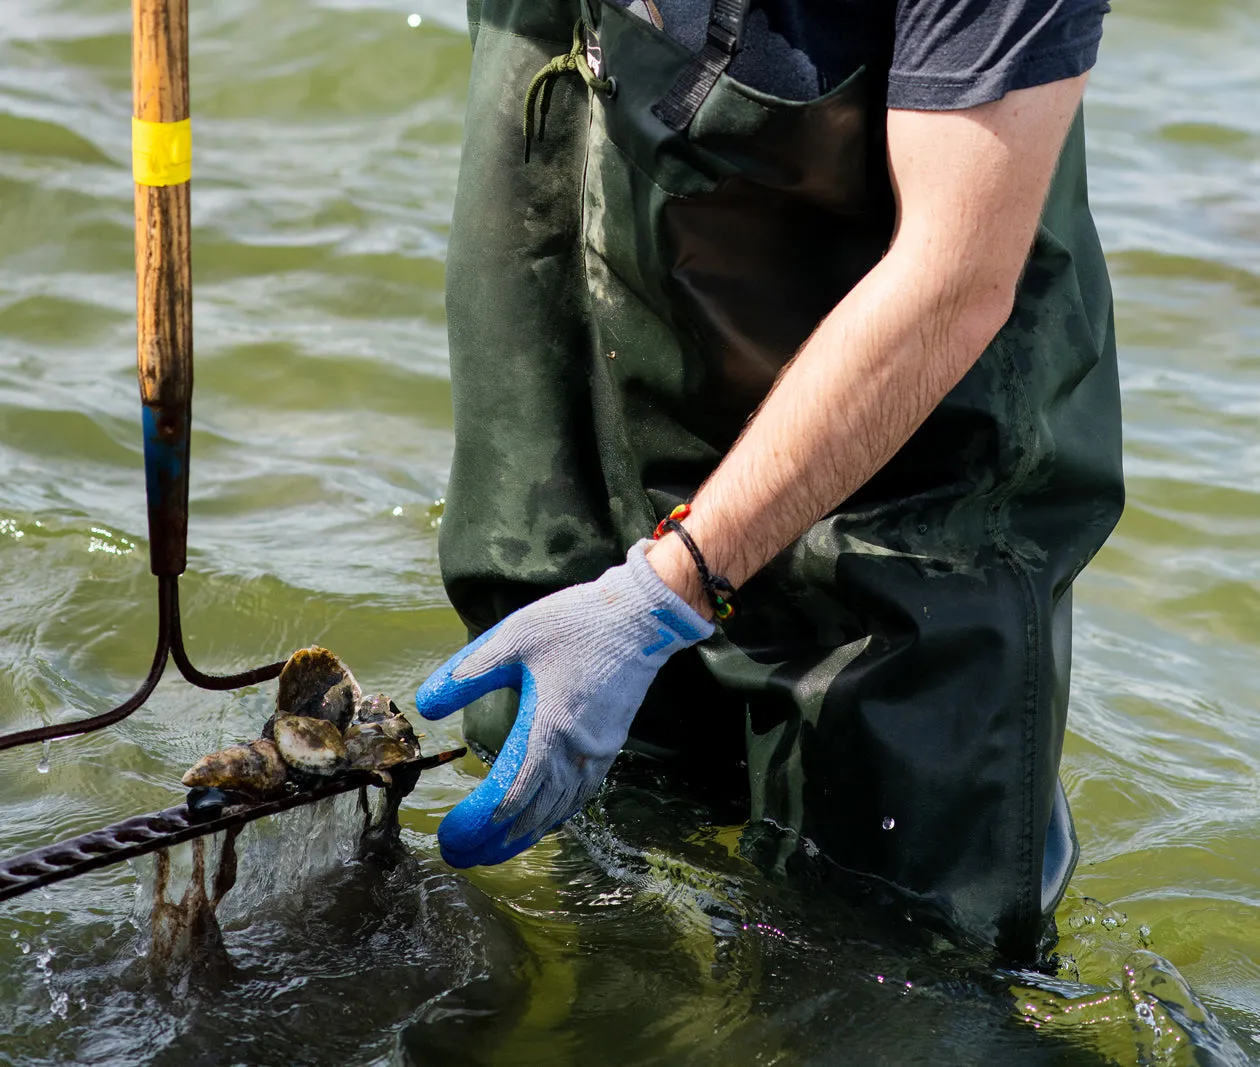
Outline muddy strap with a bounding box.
[652,0,751,131]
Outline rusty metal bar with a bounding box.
[0,747,465,904]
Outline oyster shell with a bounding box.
[354,692,395,724]
[344,722,414,773]
[182,651,425,798]
[379,713,420,747]
[273,715,347,777]
[180,739,288,799]
[276,646,361,732]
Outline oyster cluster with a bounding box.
[181,646,421,799]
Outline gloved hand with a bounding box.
[416,539,713,868]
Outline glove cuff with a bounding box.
[623,539,716,646]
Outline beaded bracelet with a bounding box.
[651,503,739,622]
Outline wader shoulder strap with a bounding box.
[651,0,750,132]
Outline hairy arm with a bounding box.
[646,74,1090,613]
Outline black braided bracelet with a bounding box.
[653,506,739,622]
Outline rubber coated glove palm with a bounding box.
[416,540,713,868]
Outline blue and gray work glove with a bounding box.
[415,539,713,868]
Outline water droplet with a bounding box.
[882,816,895,830]
[36,740,50,774]
[391,505,404,516]
[406,12,422,26]
[19,941,30,954]
[8,930,17,940]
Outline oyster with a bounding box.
[344,721,414,774]
[180,739,287,799]
[273,715,347,777]
[379,712,420,746]
[354,692,407,724]
[181,650,427,799]
[276,646,361,731]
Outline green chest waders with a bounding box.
[440,0,1124,958]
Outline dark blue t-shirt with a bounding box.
[617,0,1109,108]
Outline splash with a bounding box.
[148,833,237,990]
[1008,893,1252,1065]
[1012,949,1250,1064]
[136,777,418,988]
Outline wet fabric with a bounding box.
[440,0,1124,959]
[616,0,1109,106]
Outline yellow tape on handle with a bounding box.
[132,117,191,187]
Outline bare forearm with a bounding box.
[646,243,1010,614]
[645,76,1089,616]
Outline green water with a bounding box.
[1,1,1258,1063]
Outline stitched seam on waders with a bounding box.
[583,131,724,396]
[582,138,693,309]
[578,28,614,527]
[575,25,689,540]
[579,106,694,317]
[592,119,688,200]
[986,331,1044,945]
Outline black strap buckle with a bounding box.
[706,0,749,56]
[652,0,751,131]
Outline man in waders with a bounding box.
[416,0,1122,960]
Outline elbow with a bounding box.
[950,275,1018,357]
[886,231,1024,367]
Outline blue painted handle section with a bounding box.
[141,403,190,576]
[142,405,185,508]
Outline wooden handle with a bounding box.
[133,0,191,576]
[133,0,191,407]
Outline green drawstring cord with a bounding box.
[523,22,614,160]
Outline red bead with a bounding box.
[653,502,692,540]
